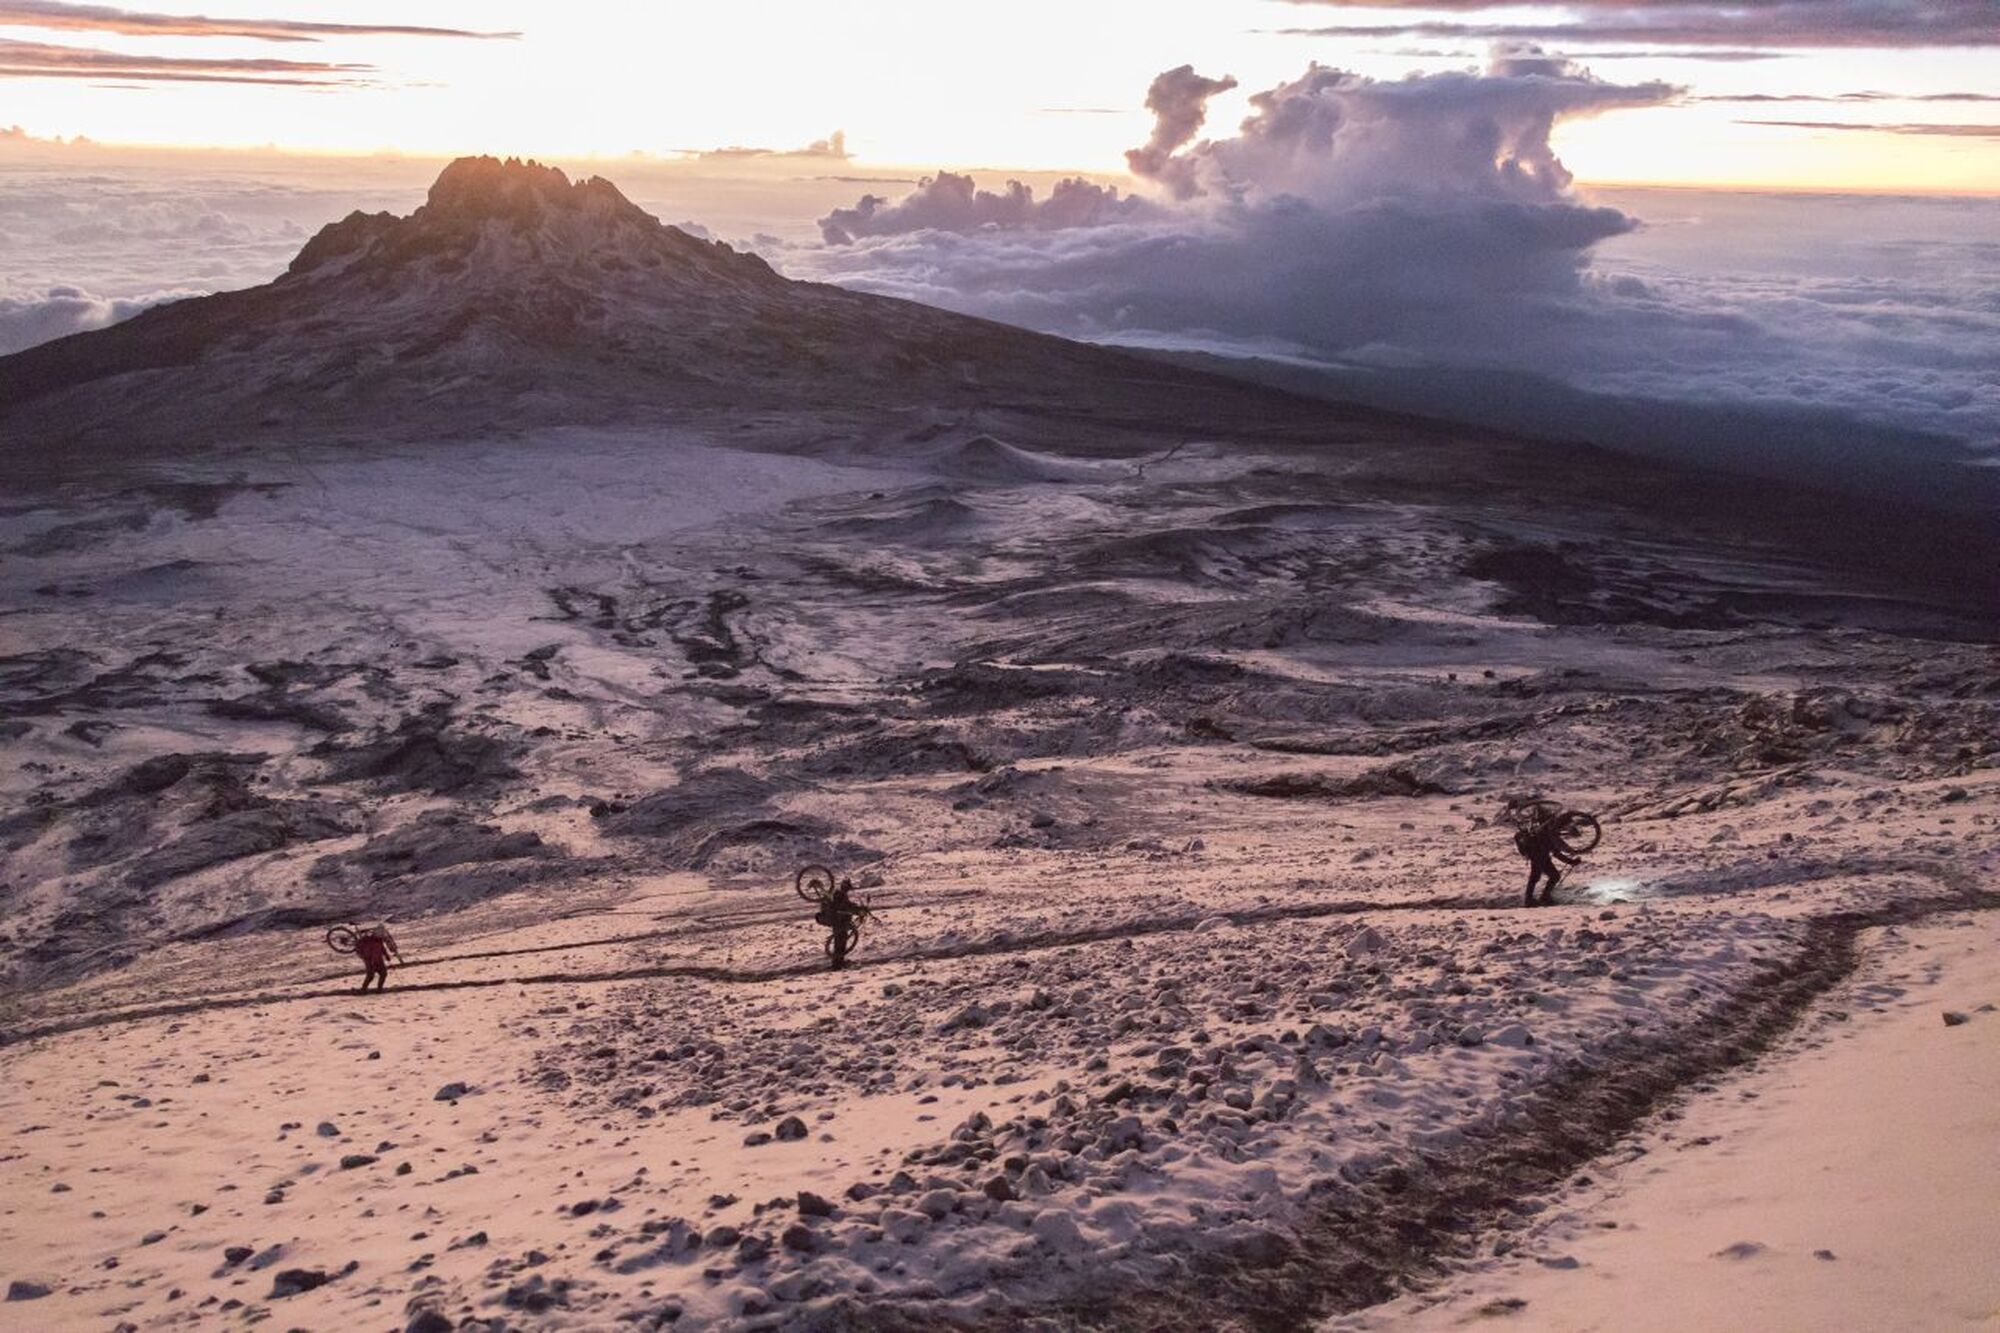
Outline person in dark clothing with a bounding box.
[354,925,403,992]
[1515,816,1581,907]
[815,878,865,970]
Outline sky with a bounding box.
[0,0,1997,192]
[2,1,1997,489]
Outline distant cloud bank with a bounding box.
[793,49,1999,466]
[0,282,198,353]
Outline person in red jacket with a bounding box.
[354,925,403,992]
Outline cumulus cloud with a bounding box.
[819,171,1158,244]
[1122,51,1672,206]
[1276,0,2000,49]
[0,1,516,42]
[1124,65,1238,198]
[0,281,199,353]
[806,50,1671,359]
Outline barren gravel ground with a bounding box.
[2,420,1994,1330]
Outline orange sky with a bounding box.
[2,1,1997,193]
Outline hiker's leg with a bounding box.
[1540,864,1563,905]
[1524,866,1541,907]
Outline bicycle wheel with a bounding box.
[1556,811,1602,855]
[325,924,359,954]
[795,864,836,902]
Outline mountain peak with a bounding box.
[284,154,759,284]
[421,155,636,226]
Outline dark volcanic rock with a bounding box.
[314,704,520,795]
[310,810,549,883]
[268,1268,331,1298]
[125,801,354,889]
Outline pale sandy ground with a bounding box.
[1334,913,2000,1333]
[0,782,1992,1329]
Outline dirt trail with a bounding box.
[1,890,1503,1046]
[15,852,1976,1048]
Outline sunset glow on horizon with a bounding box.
[3,0,1997,194]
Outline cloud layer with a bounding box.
[1277,1,2000,49]
[0,151,432,354]
[0,35,370,85]
[0,1,515,42]
[0,280,200,353]
[795,51,1998,468]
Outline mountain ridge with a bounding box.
[0,155,1357,458]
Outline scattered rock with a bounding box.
[941,1002,993,1033]
[1100,1115,1144,1153]
[269,1268,332,1298]
[1030,1210,1084,1252]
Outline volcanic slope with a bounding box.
[0,156,1355,459]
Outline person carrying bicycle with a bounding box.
[1507,798,1597,907]
[354,924,403,992]
[815,878,865,971]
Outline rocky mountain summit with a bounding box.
[0,156,1303,457]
